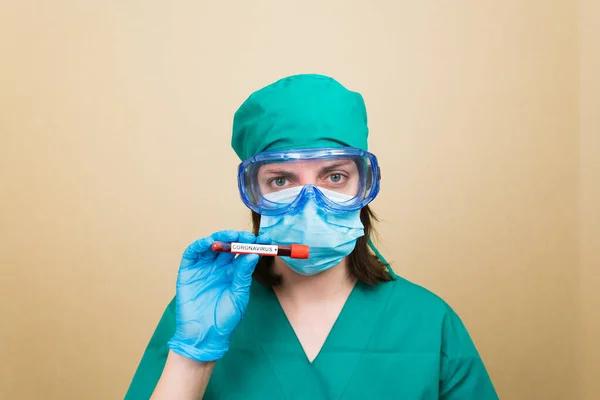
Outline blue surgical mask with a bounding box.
[258,187,365,275]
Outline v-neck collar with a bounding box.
[274,280,359,365]
[246,278,396,399]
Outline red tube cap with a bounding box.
[290,244,310,259]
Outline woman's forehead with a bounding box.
[258,158,358,175]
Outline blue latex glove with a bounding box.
[167,230,263,362]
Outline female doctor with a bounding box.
[125,74,498,399]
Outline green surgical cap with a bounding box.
[231,74,369,161]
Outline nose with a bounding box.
[292,192,321,221]
[296,184,317,201]
[298,172,317,187]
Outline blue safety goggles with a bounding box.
[237,147,381,216]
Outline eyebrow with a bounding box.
[320,161,355,173]
[261,169,298,178]
[260,160,356,176]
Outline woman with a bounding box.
[125,74,498,399]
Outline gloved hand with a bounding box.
[167,230,264,362]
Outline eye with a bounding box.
[329,173,342,183]
[273,177,287,187]
[326,173,348,184]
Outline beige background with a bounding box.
[579,0,600,398]
[0,1,597,399]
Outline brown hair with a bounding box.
[251,205,394,287]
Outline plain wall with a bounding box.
[0,1,587,399]
[579,0,600,397]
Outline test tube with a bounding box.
[211,241,310,259]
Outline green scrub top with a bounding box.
[125,275,498,399]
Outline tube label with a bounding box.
[230,242,278,256]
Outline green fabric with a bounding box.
[125,297,176,400]
[231,74,369,161]
[125,277,498,399]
